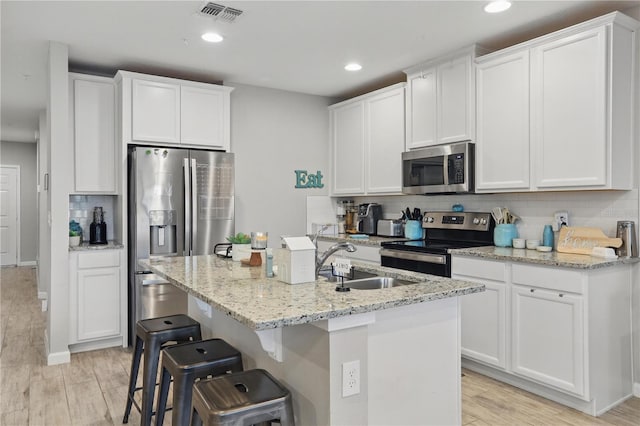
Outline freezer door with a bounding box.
[189,150,234,255]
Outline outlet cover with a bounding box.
[342,360,360,397]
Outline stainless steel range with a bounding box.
[380,212,495,277]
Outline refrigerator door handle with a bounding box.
[183,157,191,256]
[191,158,198,251]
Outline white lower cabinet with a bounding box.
[452,255,632,416]
[69,249,127,351]
[511,285,584,395]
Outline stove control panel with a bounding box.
[422,212,493,231]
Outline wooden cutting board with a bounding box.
[557,227,622,255]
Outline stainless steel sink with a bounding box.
[318,268,378,282]
[345,276,414,290]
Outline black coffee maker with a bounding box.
[89,207,108,245]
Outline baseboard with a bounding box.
[69,336,125,354]
[19,260,37,266]
[634,382,640,397]
[44,331,70,365]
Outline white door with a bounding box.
[180,86,225,148]
[406,69,437,149]
[132,79,181,144]
[532,27,607,188]
[365,87,405,194]
[331,101,365,195]
[476,51,531,191]
[0,166,19,266]
[437,54,473,144]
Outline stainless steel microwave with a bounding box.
[402,142,474,194]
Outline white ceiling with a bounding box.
[2,0,639,143]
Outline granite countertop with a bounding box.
[69,241,124,251]
[139,255,484,331]
[317,234,408,247]
[450,246,640,269]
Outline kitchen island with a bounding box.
[139,255,484,425]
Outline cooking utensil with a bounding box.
[406,207,412,220]
[413,208,421,220]
[491,207,503,224]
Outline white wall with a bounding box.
[0,141,38,263]
[228,83,331,248]
[38,111,50,299]
[46,41,71,365]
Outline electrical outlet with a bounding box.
[342,360,360,397]
[553,211,569,231]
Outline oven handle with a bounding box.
[380,249,447,265]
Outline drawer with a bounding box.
[512,264,584,294]
[451,256,506,282]
[77,250,121,269]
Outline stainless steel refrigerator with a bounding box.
[128,146,234,343]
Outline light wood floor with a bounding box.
[1,265,639,425]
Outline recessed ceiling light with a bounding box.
[201,32,224,43]
[345,63,362,72]
[484,1,511,13]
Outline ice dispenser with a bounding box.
[149,210,177,255]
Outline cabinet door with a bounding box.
[181,86,227,149]
[73,78,116,193]
[132,79,180,143]
[476,51,530,191]
[77,267,121,341]
[331,102,365,195]
[366,87,404,194]
[460,279,508,369]
[437,54,473,144]
[532,27,607,188]
[511,285,585,396]
[406,69,436,149]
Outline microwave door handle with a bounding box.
[443,155,450,186]
[183,158,191,256]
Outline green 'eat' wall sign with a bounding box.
[295,170,324,189]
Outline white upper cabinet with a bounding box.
[69,73,117,193]
[330,84,405,196]
[366,87,405,194]
[331,101,365,195]
[475,51,530,191]
[404,46,483,150]
[475,12,638,192]
[180,85,227,148]
[532,27,608,189]
[117,71,233,151]
[132,79,181,144]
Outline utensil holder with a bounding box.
[404,220,423,240]
[494,224,518,247]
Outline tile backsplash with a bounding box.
[69,195,116,242]
[347,189,639,240]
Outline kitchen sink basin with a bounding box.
[318,268,378,282]
[345,276,414,290]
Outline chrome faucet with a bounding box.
[315,242,357,277]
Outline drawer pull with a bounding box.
[530,288,535,293]
[559,293,564,298]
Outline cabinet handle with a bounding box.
[559,293,564,298]
[530,288,535,293]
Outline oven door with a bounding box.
[380,248,451,277]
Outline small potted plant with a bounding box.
[227,232,251,262]
[69,230,81,247]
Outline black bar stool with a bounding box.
[123,314,202,426]
[191,369,295,426]
[155,338,244,426]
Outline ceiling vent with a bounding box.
[199,2,243,23]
